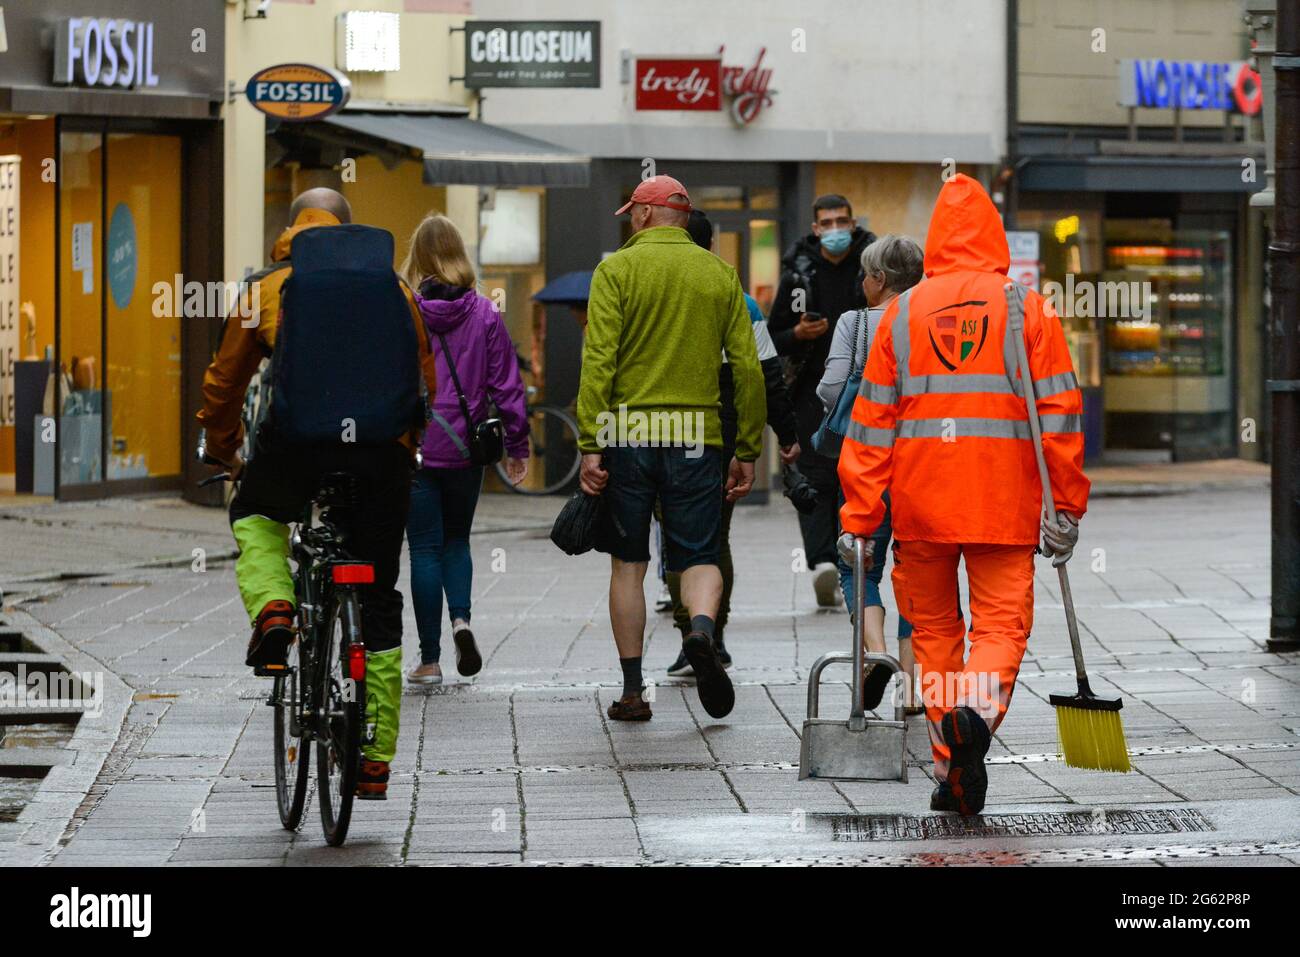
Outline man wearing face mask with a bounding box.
[768,194,876,606]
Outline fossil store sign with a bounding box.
[53,17,161,89]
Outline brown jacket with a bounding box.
[196,208,437,462]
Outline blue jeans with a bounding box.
[838,489,914,639]
[406,466,483,664]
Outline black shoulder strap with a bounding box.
[215,259,292,355]
[436,332,474,426]
[850,308,868,378]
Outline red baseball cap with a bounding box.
[614,175,692,216]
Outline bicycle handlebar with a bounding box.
[195,429,235,487]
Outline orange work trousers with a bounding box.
[890,541,1036,782]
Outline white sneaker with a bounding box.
[812,563,840,608]
[654,582,673,612]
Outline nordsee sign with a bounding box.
[465,20,600,89]
[53,17,160,89]
[1118,58,1262,116]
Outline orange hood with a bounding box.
[271,207,341,261]
[923,173,1009,278]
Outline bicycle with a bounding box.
[492,385,581,495]
[198,442,370,847]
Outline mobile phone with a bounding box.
[803,312,823,322]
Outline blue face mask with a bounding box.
[820,228,852,255]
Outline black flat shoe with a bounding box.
[862,663,893,711]
[453,626,482,677]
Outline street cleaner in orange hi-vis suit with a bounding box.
[837,173,1090,816]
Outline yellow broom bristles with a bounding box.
[1056,705,1131,772]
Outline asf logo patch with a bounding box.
[927,300,989,371]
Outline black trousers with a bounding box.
[230,426,413,653]
[793,388,842,569]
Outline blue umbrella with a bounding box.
[532,270,593,306]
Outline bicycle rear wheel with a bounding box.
[272,638,310,829]
[316,592,364,846]
[495,404,581,495]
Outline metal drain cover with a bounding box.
[830,808,1214,841]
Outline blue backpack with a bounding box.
[812,308,869,458]
[270,224,423,445]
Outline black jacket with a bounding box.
[769,227,873,355]
[719,356,799,454]
[767,226,875,442]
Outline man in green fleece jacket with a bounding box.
[577,175,766,723]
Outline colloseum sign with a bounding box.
[464,20,601,89]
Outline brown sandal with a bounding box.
[606,693,652,721]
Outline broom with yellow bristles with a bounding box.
[1007,283,1130,772]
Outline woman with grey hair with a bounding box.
[816,233,925,713]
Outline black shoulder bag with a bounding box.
[434,332,505,467]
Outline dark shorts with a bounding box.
[594,446,722,573]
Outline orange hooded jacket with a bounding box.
[196,208,438,463]
[838,174,1090,545]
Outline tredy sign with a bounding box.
[53,17,160,89]
[634,46,775,126]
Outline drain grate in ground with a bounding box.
[830,808,1214,841]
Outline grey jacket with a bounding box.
[816,305,886,413]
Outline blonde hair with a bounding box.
[401,213,477,289]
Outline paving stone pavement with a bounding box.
[2,486,1298,866]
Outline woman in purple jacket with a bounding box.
[401,214,530,685]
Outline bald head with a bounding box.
[631,193,691,234]
[289,187,352,225]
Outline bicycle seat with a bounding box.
[316,472,361,508]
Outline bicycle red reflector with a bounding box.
[332,564,374,584]
[347,643,367,681]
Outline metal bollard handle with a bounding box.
[850,537,867,728]
[805,533,908,727]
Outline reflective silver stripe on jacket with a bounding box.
[896,417,1032,440]
[859,381,898,405]
[845,419,896,448]
[901,373,1016,397]
[1033,370,1079,398]
[1039,413,1083,433]
[891,289,912,396]
[1002,299,1023,398]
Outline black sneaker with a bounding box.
[666,651,694,677]
[941,706,991,816]
[714,636,732,669]
[682,632,734,719]
[930,781,959,812]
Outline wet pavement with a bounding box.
[1,483,1297,866]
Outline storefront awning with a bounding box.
[1020,155,1265,194]
[1015,126,1267,194]
[323,111,589,188]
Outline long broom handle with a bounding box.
[1005,283,1091,693]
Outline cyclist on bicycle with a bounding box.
[198,188,438,800]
